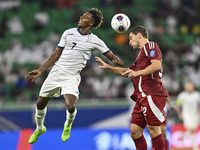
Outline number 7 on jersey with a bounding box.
[71,42,77,49]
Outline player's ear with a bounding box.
[137,33,142,39]
[89,21,94,27]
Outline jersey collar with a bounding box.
[77,28,91,35]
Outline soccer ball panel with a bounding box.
[111,13,131,33]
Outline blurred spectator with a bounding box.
[166,15,178,36]
[180,24,189,35]
[7,15,24,34]
[168,0,181,10]
[0,0,20,11]
[33,8,49,31]
[144,16,155,36]
[192,23,200,35]
[191,37,200,58]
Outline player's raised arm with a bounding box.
[95,56,128,77]
[25,47,63,82]
[104,51,124,66]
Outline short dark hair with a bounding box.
[88,8,103,28]
[128,26,149,39]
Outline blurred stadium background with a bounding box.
[0,0,200,149]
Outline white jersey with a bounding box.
[55,28,110,75]
[177,91,200,116]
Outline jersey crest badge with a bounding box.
[86,37,92,42]
[150,50,155,57]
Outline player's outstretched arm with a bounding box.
[166,96,177,111]
[25,47,63,82]
[95,56,128,77]
[104,51,124,66]
[122,59,161,78]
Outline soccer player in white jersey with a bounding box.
[176,82,200,150]
[25,8,124,144]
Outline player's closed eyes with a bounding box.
[81,14,88,19]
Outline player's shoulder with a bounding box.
[90,33,104,43]
[145,41,159,50]
[90,32,100,39]
[193,91,200,96]
[178,91,186,97]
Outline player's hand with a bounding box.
[112,56,124,66]
[178,114,183,120]
[170,105,177,111]
[122,69,139,78]
[95,56,109,69]
[25,70,41,82]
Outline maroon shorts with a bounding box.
[131,95,166,129]
[161,115,167,125]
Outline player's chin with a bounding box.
[78,23,81,27]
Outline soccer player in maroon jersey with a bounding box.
[95,26,168,150]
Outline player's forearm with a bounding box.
[105,51,124,66]
[107,65,128,77]
[38,56,57,72]
[137,63,161,76]
[166,96,172,106]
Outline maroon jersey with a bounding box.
[129,42,168,101]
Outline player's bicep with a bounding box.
[53,47,63,59]
[150,59,162,71]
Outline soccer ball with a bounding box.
[111,13,131,33]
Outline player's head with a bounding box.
[128,26,149,39]
[78,8,103,29]
[88,8,103,28]
[184,82,194,93]
[128,26,149,50]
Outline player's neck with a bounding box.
[140,39,149,49]
[79,27,91,34]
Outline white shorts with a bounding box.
[183,113,199,130]
[39,65,81,98]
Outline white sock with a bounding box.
[190,134,198,150]
[35,107,47,131]
[65,108,77,127]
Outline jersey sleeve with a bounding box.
[148,42,162,61]
[94,37,110,54]
[57,30,67,49]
